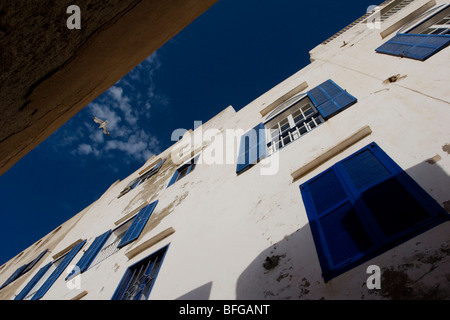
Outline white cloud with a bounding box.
[88,102,122,130]
[89,129,105,144]
[77,143,100,157]
[107,85,138,126]
[108,86,123,101]
[103,129,161,162]
[55,49,166,167]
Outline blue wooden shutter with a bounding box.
[66,230,112,280]
[22,249,48,274]
[14,262,52,300]
[0,265,27,289]
[307,79,357,120]
[31,240,86,300]
[236,123,266,174]
[300,142,449,282]
[376,33,450,61]
[0,249,48,290]
[301,168,373,282]
[117,201,158,249]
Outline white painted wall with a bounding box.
[1,0,449,300]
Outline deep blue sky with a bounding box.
[0,0,377,266]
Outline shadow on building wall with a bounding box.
[175,282,213,300]
[235,159,450,300]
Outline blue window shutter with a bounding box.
[300,142,449,282]
[0,265,27,290]
[376,33,450,61]
[22,249,48,274]
[14,262,52,300]
[236,123,266,174]
[117,201,158,249]
[301,169,373,281]
[307,79,357,120]
[0,249,49,290]
[66,230,112,280]
[31,240,86,300]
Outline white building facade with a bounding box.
[1,0,449,300]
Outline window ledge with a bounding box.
[70,290,88,300]
[125,227,175,260]
[291,125,372,182]
[138,156,162,176]
[380,0,436,39]
[52,239,85,260]
[259,81,309,117]
[114,202,150,226]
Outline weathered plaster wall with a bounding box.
[1,0,449,300]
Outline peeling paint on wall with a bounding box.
[141,191,189,236]
[367,241,450,299]
[382,74,407,85]
[442,144,450,155]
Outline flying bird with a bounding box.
[93,116,110,136]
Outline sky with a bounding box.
[0,0,378,266]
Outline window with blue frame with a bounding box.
[167,154,199,187]
[0,250,48,291]
[66,200,159,281]
[236,79,357,174]
[14,240,86,300]
[111,245,168,300]
[376,4,450,61]
[118,158,166,198]
[300,142,449,282]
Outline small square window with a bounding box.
[167,155,199,188]
[118,159,166,198]
[111,246,168,300]
[264,96,324,156]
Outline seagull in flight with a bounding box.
[93,116,110,136]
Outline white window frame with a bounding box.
[264,94,324,156]
[401,4,450,35]
[88,219,134,270]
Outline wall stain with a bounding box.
[382,74,407,85]
[368,241,450,299]
[425,154,441,165]
[121,155,178,214]
[443,201,450,213]
[140,191,189,237]
[263,254,285,271]
[443,144,450,155]
[298,278,311,298]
